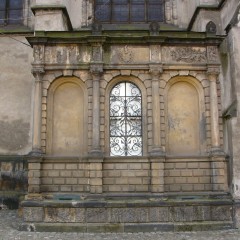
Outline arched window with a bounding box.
[95,0,165,23]
[110,82,142,156]
[0,0,23,25]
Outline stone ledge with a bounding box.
[18,221,234,233]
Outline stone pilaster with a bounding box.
[208,66,228,191]
[90,64,103,156]
[208,66,222,153]
[149,65,164,156]
[30,68,45,156]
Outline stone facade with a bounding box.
[0,0,240,231]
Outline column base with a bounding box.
[149,148,165,157]
[210,147,225,156]
[89,149,104,159]
[28,148,43,157]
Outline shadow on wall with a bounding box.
[0,158,28,209]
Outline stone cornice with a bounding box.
[26,31,224,46]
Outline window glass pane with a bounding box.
[148,3,164,22]
[9,0,23,8]
[113,0,128,3]
[131,3,145,22]
[0,0,6,24]
[95,3,111,22]
[8,9,22,24]
[0,0,6,10]
[112,4,128,22]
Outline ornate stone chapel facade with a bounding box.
[1,0,240,232]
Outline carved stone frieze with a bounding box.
[33,45,44,64]
[118,45,134,63]
[44,45,91,64]
[207,46,219,63]
[92,45,102,62]
[162,47,207,64]
[150,45,161,63]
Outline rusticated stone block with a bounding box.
[149,207,169,222]
[86,208,108,223]
[193,206,211,221]
[170,206,194,222]
[45,208,75,223]
[75,208,85,223]
[110,208,148,223]
[23,207,44,222]
[211,206,232,221]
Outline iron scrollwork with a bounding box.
[110,82,142,156]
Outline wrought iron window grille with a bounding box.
[110,82,143,156]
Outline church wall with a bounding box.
[0,36,33,155]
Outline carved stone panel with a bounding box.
[44,45,91,64]
[162,47,207,64]
[110,45,149,64]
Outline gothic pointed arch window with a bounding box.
[0,0,23,25]
[95,0,165,23]
[110,82,142,156]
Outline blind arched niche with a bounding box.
[166,78,204,155]
[47,77,86,156]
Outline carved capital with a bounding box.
[149,64,163,79]
[207,65,220,80]
[32,66,45,81]
[90,63,103,76]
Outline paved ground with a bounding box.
[1,209,240,240]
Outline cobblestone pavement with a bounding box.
[1,210,240,240]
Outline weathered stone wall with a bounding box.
[0,36,33,155]
[0,157,28,191]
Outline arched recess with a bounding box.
[105,75,147,156]
[46,77,87,156]
[165,76,205,155]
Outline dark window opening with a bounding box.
[95,0,165,23]
[0,0,23,25]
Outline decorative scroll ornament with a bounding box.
[118,45,134,63]
[170,47,207,63]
